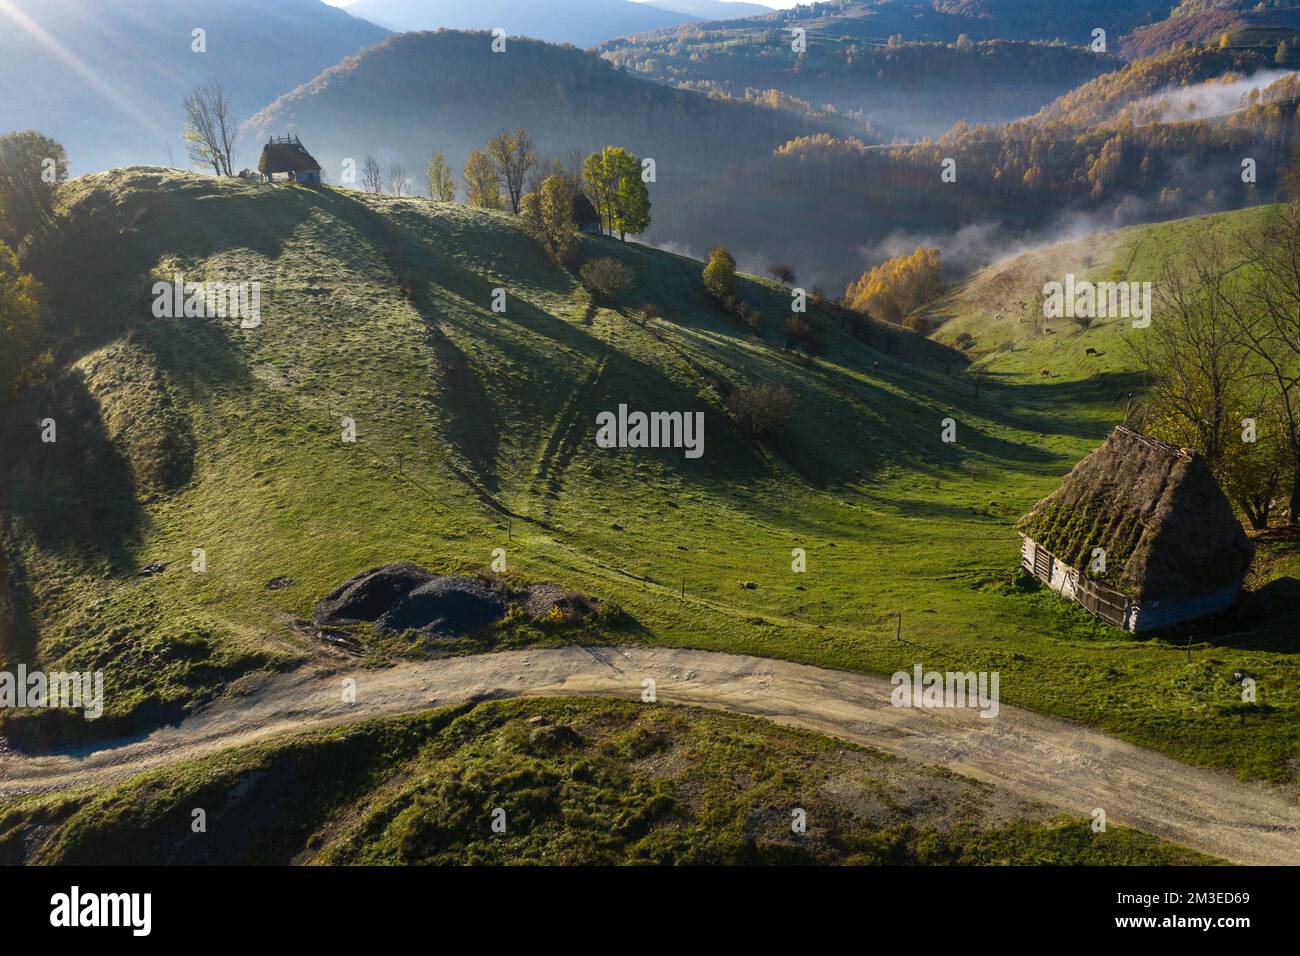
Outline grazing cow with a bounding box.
[1085,347,1099,356]
[1039,367,1050,377]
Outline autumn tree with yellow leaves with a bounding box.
[843,246,943,324]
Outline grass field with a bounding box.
[0,696,1217,865]
[1,169,1296,784]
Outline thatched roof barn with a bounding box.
[1017,425,1253,632]
[573,193,601,234]
[258,135,321,185]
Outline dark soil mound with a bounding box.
[376,575,506,639]
[316,566,600,642]
[314,564,435,626]
[523,583,597,619]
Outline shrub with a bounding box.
[782,315,825,353]
[903,314,933,336]
[579,257,634,300]
[728,382,798,437]
[782,315,813,350]
[767,263,796,285]
[637,303,660,327]
[954,331,974,350]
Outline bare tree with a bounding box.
[562,145,585,184]
[387,162,407,197]
[487,128,536,214]
[1127,245,1252,472]
[728,383,798,438]
[1218,204,1300,522]
[182,79,237,176]
[361,154,383,194]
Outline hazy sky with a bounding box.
[321,0,792,8]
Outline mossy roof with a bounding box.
[1017,426,1253,601]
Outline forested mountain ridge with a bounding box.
[599,32,1121,139]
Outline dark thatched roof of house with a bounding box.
[258,137,321,175]
[572,192,600,226]
[1017,425,1253,602]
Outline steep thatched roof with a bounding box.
[258,137,320,175]
[572,192,600,227]
[1017,425,1253,601]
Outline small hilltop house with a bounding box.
[258,135,321,185]
[1017,425,1254,632]
[573,193,602,234]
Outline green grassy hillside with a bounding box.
[926,206,1271,384]
[0,696,1215,865]
[2,170,1297,782]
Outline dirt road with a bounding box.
[2,645,1297,864]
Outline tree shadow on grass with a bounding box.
[1163,577,1300,653]
[2,369,145,574]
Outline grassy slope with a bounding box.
[1,170,1296,783]
[0,696,1215,865]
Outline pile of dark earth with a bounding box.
[314,563,597,639]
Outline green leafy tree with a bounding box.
[0,130,67,247]
[0,240,48,402]
[426,151,456,201]
[582,146,650,239]
[613,165,651,240]
[519,190,543,232]
[582,148,620,236]
[702,245,736,299]
[539,175,577,250]
[463,148,503,209]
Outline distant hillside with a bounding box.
[708,42,1298,288]
[241,28,865,277]
[617,0,1172,46]
[243,30,840,178]
[645,0,772,19]
[0,0,388,175]
[925,205,1277,382]
[599,31,1121,139]
[1119,3,1300,60]
[1028,42,1300,128]
[343,0,692,46]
